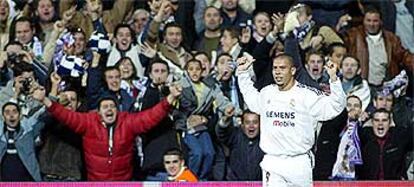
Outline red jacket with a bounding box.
[47,99,171,181]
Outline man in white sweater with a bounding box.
[236,54,346,187]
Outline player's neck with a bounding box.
[278,80,295,91]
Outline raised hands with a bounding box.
[53,20,66,34]
[324,61,338,82]
[271,13,285,36]
[236,56,255,72]
[240,27,252,44]
[140,42,157,58]
[153,0,173,22]
[62,6,76,25]
[167,82,182,105]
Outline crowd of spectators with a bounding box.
[0,0,413,182]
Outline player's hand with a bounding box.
[236,56,255,72]
[324,61,338,82]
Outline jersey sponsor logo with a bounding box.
[266,111,296,127]
[266,111,295,119]
[272,120,295,127]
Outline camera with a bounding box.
[20,77,33,95]
[7,53,25,64]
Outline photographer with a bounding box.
[0,62,43,119]
[2,41,48,86]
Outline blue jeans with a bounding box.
[183,131,215,180]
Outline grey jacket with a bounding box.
[175,75,233,131]
[0,80,43,118]
[0,107,46,181]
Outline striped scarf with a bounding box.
[331,120,363,180]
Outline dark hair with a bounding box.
[364,5,382,19]
[347,95,362,107]
[222,27,240,40]
[9,17,34,43]
[114,23,136,45]
[372,108,391,121]
[242,110,260,121]
[97,95,118,111]
[327,42,347,56]
[115,57,137,80]
[193,51,210,62]
[184,58,202,70]
[148,58,170,74]
[253,12,270,23]
[12,62,34,77]
[68,27,86,36]
[217,53,232,61]
[103,66,120,75]
[163,22,182,36]
[4,41,23,51]
[203,6,220,17]
[340,55,361,69]
[305,49,325,64]
[2,102,20,115]
[373,89,395,104]
[33,0,58,22]
[273,53,294,66]
[163,148,184,160]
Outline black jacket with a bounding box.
[357,126,413,180]
[313,109,348,180]
[136,84,180,176]
[216,124,264,181]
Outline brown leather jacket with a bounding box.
[59,0,133,38]
[344,26,414,81]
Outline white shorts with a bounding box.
[261,152,314,187]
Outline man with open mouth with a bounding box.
[357,109,413,180]
[31,83,182,181]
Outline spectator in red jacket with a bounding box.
[31,84,182,181]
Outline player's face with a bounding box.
[272,57,296,90]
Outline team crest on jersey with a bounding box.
[289,99,295,107]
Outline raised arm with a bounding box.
[284,35,321,89]
[215,116,237,147]
[236,56,261,114]
[31,86,91,135]
[126,83,182,134]
[308,62,346,121]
